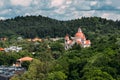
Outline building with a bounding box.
[27,37,42,42]
[17,56,33,62]
[0,37,7,41]
[0,48,4,51]
[65,27,91,50]
[0,66,25,80]
[14,56,33,67]
[50,38,63,41]
[4,46,22,52]
[32,37,42,42]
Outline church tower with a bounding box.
[78,27,82,32]
[65,34,70,50]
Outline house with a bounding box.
[14,56,33,67]
[65,27,91,50]
[4,46,22,52]
[50,38,63,41]
[0,48,4,51]
[0,66,25,80]
[17,37,23,41]
[18,56,33,62]
[0,37,7,41]
[32,37,42,42]
[27,37,42,42]
[27,38,32,42]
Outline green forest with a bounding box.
[0,15,120,80]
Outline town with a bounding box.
[0,27,91,80]
[0,16,119,80]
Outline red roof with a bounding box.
[85,40,91,45]
[75,32,86,39]
[18,56,33,62]
[0,48,4,51]
[32,37,42,42]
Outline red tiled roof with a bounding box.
[18,56,33,62]
[32,37,42,42]
[75,32,86,40]
[85,40,91,45]
[0,48,4,51]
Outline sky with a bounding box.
[0,0,120,21]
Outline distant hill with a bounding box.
[0,15,120,40]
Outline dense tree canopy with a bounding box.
[0,16,119,39]
[0,15,120,80]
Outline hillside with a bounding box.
[0,15,120,39]
[0,16,120,80]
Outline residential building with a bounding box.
[0,38,7,41]
[4,46,22,52]
[27,37,42,42]
[0,66,25,80]
[0,48,4,51]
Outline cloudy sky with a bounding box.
[0,0,120,20]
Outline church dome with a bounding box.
[75,32,86,39]
[75,27,86,40]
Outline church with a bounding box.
[65,27,91,50]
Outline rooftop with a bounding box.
[0,66,25,80]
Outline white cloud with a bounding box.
[54,5,69,14]
[72,0,91,10]
[0,17,6,20]
[101,13,120,20]
[90,1,97,6]
[102,13,110,18]
[69,10,96,20]
[51,0,65,7]
[0,0,4,7]
[117,7,120,9]
[54,9,64,14]
[33,0,39,5]
[106,0,112,5]
[83,11,95,17]
[24,13,31,16]
[0,9,12,15]
[0,0,120,21]
[66,0,72,5]
[72,11,81,18]
[10,0,33,7]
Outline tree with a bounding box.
[20,59,45,80]
[47,71,67,80]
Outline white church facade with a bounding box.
[65,27,91,50]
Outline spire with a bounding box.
[78,27,82,32]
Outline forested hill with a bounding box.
[0,15,120,39]
[0,15,120,80]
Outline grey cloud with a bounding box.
[0,0,120,20]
